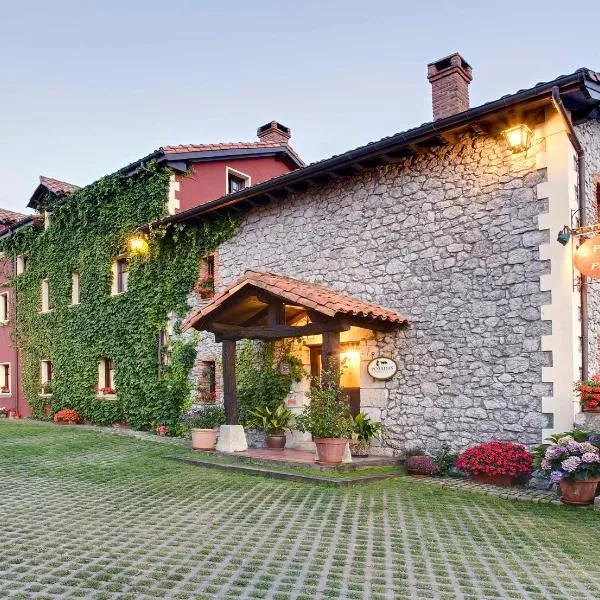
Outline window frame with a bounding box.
[111,257,129,295]
[16,255,28,275]
[71,271,81,305]
[225,167,251,195]
[97,358,116,396]
[0,292,8,323]
[0,363,11,395]
[40,278,50,313]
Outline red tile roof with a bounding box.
[39,176,81,197]
[0,207,27,225]
[183,270,409,332]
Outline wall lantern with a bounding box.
[557,226,571,246]
[128,236,149,254]
[574,235,600,279]
[502,124,533,154]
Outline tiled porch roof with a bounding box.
[0,207,27,225]
[183,270,409,332]
[39,176,81,197]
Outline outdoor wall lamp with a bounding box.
[557,226,571,246]
[502,124,533,154]
[128,235,149,254]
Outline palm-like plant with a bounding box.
[246,403,293,435]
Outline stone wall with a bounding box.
[193,131,553,453]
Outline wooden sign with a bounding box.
[367,357,397,380]
[574,235,600,279]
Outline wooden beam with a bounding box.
[321,330,341,376]
[222,340,237,425]
[268,301,286,326]
[211,319,350,342]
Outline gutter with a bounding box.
[551,86,588,380]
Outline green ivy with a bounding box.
[1,164,238,430]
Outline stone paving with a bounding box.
[2,422,600,599]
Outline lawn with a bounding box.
[1,422,600,599]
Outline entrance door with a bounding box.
[309,346,361,416]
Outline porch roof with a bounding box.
[182,270,409,337]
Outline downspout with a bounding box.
[551,86,588,380]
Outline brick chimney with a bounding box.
[257,121,291,144]
[427,53,473,121]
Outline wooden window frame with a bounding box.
[0,363,11,395]
[226,167,251,195]
[0,292,8,323]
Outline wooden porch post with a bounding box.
[222,340,237,425]
[321,330,340,385]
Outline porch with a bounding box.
[182,270,409,454]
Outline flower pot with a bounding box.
[314,438,348,465]
[265,434,286,449]
[473,473,517,487]
[582,407,600,414]
[559,477,600,505]
[349,440,370,458]
[191,428,217,451]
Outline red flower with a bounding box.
[456,441,533,478]
[53,409,81,424]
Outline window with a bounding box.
[71,272,80,305]
[196,254,216,299]
[16,255,27,275]
[0,363,10,394]
[44,210,51,230]
[41,279,50,313]
[198,360,217,404]
[40,360,53,395]
[111,257,129,295]
[0,292,8,323]
[97,358,115,395]
[226,167,250,194]
[158,329,171,369]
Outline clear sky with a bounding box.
[1,0,599,213]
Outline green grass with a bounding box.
[2,421,600,599]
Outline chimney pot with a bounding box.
[257,121,291,144]
[427,53,473,121]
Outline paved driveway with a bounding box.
[1,422,600,599]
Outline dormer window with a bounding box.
[226,167,250,194]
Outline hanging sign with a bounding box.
[574,235,600,279]
[367,357,398,380]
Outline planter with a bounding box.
[191,428,217,451]
[582,407,600,414]
[349,440,371,458]
[559,477,600,505]
[473,473,518,487]
[314,437,348,465]
[265,434,286,449]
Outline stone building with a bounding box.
[160,54,600,453]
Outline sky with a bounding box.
[1,0,600,213]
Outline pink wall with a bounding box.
[0,253,28,416]
[175,157,293,212]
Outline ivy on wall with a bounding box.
[1,164,238,430]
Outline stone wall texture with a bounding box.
[193,132,555,453]
[577,120,600,376]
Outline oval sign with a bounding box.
[367,357,398,380]
[574,235,600,279]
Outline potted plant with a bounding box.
[53,409,81,425]
[575,375,600,413]
[194,274,214,299]
[181,406,225,451]
[349,412,382,457]
[0,406,8,418]
[536,431,600,505]
[404,451,440,476]
[295,371,354,465]
[456,440,533,486]
[156,424,167,437]
[38,381,53,395]
[246,403,293,449]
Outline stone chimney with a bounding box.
[427,53,473,121]
[257,121,291,144]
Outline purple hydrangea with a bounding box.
[567,441,582,453]
[588,433,600,443]
[581,452,600,463]
[579,442,599,454]
[545,446,567,459]
[540,458,552,470]
[550,470,564,483]
[561,456,582,472]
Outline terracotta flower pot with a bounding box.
[582,407,600,413]
[559,477,600,505]
[473,473,517,487]
[314,438,348,465]
[191,428,217,451]
[266,434,286,449]
[349,440,370,458]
